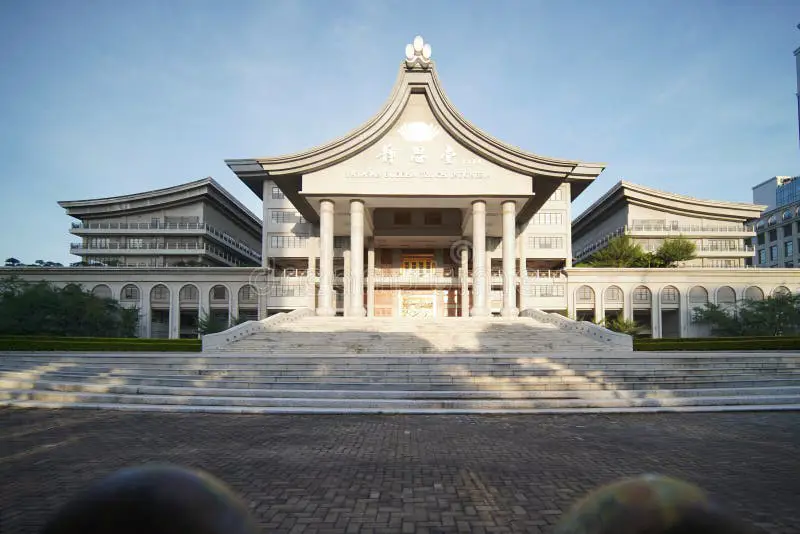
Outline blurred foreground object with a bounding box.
[555,474,759,534]
[41,464,259,534]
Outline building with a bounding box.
[572,181,762,268]
[752,175,800,213]
[751,200,800,268]
[61,177,262,268]
[5,36,800,340]
[227,35,603,319]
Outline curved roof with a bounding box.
[572,180,767,235]
[59,177,262,235]
[228,37,605,201]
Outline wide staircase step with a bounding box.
[211,316,618,354]
[1,351,798,414]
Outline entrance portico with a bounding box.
[227,36,605,318]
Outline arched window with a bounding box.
[92,284,112,299]
[716,286,736,305]
[744,286,764,301]
[120,284,140,301]
[576,285,595,304]
[179,284,199,302]
[688,286,708,305]
[773,286,791,297]
[632,286,651,304]
[661,286,680,304]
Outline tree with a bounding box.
[584,235,647,267]
[654,237,696,267]
[4,258,21,267]
[197,312,232,335]
[603,317,644,336]
[693,293,800,337]
[0,277,139,337]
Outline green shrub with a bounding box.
[634,337,800,351]
[0,336,201,352]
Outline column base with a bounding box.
[316,307,337,317]
[470,307,491,317]
[500,307,519,318]
[348,306,366,317]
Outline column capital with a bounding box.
[319,198,335,210]
[471,199,487,210]
[501,199,516,213]
[349,198,365,213]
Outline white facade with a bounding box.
[5,36,800,341]
[573,181,762,268]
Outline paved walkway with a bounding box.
[0,409,798,533]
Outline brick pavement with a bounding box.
[0,409,798,533]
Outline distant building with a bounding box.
[60,178,262,268]
[752,175,800,213]
[751,201,800,268]
[572,181,762,268]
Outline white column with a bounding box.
[518,228,528,312]
[317,199,336,316]
[343,249,350,315]
[652,290,661,338]
[198,285,208,338]
[307,247,316,310]
[229,286,239,327]
[367,239,375,317]
[460,245,469,317]
[261,181,271,268]
[470,200,490,316]
[500,200,518,317]
[169,285,180,339]
[349,199,366,317]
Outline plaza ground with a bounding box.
[0,409,798,534]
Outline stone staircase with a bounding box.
[0,352,798,413]
[211,316,617,354]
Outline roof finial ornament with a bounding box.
[404,35,432,70]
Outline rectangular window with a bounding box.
[770,244,778,262]
[269,285,306,297]
[334,236,350,250]
[270,210,304,224]
[528,236,564,249]
[758,249,767,264]
[424,212,442,225]
[785,240,794,257]
[532,212,563,225]
[528,285,565,297]
[757,233,765,245]
[784,224,794,237]
[394,211,412,225]
[269,234,309,249]
[271,187,285,200]
[546,189,563,202]
[769,229,778,242]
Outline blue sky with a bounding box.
[1,0,798,265]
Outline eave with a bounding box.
[227,60,604,203]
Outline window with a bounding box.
[128,238,143,249]
[758,249,767,264]
[577,286,594,302]
[770,245,778,262]
[394,211,411,225]
[605,287,623,302]
[532,212,563,225]
[633,287,651,302]
[661,287,679,304]
[783,210,793,221]
[785,240,794,257]
[769,229,778,242]
[546,189,563,202]
[529,285,565,297]
[150,217,160,228]
[122,286,139,300]
[768,215,777,226]
[239,285,257,302]
[709,259,738,268]
[270,210,304,224]
[424,212,442,225]
[786,261,795,268]
[270,234,309,248]
[212,286,227,300]
[334,236,350,250]
[784,224,794,237]
[269,285,306,297]
[179,286,199,301]
[757,233,765,245]
[528,236,564,249]
[271,187,285,200]
[151,286,169,300]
